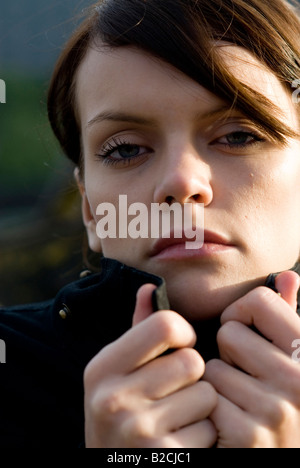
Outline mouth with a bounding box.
[149,229,236,260]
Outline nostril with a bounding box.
[165,196,174,205]
[164,194,201,205]
[192,194,201,202]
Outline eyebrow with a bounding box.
[87,111,157,129]
[86,105,236,130]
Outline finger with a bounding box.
[208,395,269,448]
[205,358,300,439]
[216,320,297,386]
[164,419,217,448]
[221,286,300,355]
[152,381,217,435]
[132,284,157,327]
[204,359,272,414]
[130,348,205,400]
[275,271,300,311]
[86,311,197,379]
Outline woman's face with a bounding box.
[75,44,300,321]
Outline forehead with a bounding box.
[218,44,295,120]
[75,43,297,129]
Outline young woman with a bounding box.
[1,0,300,448]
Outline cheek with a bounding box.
[85,169,118,209]
[85,164,152,208]
[259,156,300,217]
[83,165,153,262]
[238,154,300,260]
[226,149,300,217]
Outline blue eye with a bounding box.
[114,144,141,159]
[216,131,265,149]
[97,138,151,166]
[227,132,252,145]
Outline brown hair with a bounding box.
[47,0,300,167]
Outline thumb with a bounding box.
[132,284,157,327]
[275,271,300,312]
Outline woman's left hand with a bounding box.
[204,270,300,448]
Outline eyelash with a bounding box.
[97,137,150,167]
[213,131,266,150]
[96,131,266,167]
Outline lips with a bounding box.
[149,230,234,258]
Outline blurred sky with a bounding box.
[0,1,94,305]
[0,0,93,208]
[0,0,92,75]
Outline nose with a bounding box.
[153,143,213,206]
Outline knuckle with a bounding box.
[121,412,155,446]
[100,388,126,417]
[247,425,271,448]
[249,286,275,308]
[282,362,300,406]
[216,321,241,349]
[87,383,127,421]
[231,419,270,448]
[227,287,275,318]
[155,311,195,345]
[263,397,295,429]
[86,382,159,447]
[175,348,205,381]
[156,312,181,341]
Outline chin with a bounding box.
[165,273,264,322]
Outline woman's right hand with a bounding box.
[83,284,217,448]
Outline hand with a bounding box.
[84,284,217,448]
[204,271,300,448]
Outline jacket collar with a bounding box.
[51,258,300,365]
[51,258,169,366]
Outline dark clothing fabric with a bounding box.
[0,258,169,448]
[0,257,299,448]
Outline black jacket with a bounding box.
[0,257,299,448]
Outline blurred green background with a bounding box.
[0,1,95,306]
